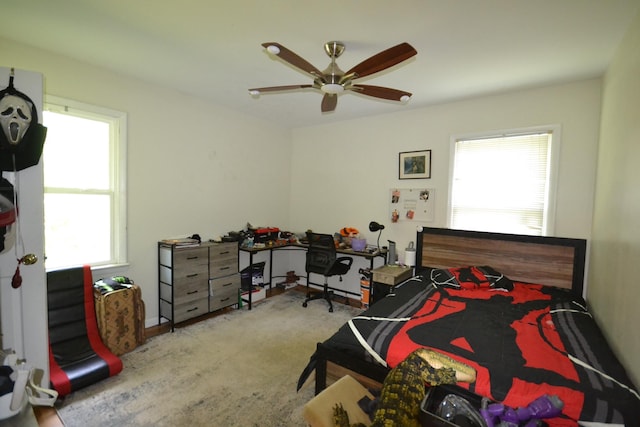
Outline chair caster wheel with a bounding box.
[329,307,333,312]
[303,302,307,308]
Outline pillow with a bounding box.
[430,266,513,291]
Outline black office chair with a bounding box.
[303,232,353,312]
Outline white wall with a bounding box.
[290,79,602,297]
[1,38,292,326]
[589,10,640,387]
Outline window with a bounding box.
[448,126,559,236]
[43,96,127,270]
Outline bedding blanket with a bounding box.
[304,275,640,426]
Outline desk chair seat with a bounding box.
[303,232,353,312]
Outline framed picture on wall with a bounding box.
[399,150,431,179]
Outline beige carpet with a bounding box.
[57,291,362,427]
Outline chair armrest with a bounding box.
[336,257,353,268]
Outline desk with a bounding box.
[239,242,386,310]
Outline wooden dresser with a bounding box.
[158,241,240,330]
[208,242,241,312]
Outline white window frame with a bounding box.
[447,125,561,236]
[43,95,127,269]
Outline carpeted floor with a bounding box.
[57,291,362,427]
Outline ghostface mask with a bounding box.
[0,94,32,145]
[0,74,47,172]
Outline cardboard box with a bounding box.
[372,265,413,286]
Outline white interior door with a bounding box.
[0,67,48,379]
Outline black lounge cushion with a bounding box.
[47,266,122,396]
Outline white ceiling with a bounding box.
[2,0,639,129]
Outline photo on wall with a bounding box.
[399,150,431,179]
[389,188,435,223]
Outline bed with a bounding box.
[297,227,640,426]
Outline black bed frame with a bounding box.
[312,227,587,394]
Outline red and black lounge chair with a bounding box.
[47,265,123,396]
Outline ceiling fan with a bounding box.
[248,41,417,113]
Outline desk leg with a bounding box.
[247,251,253,310]
[268,247,274,293]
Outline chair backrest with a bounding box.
[47,266,97,365]
[305,232,337,276]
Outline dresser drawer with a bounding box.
[209,243,238,277]
[160,264,209,287]
[173,297,209,323]
[209,242,238,260]
[173,279,208,305]
[210,260,237,278]
[160,297,210,323]
[209,286,238,312]
[173,247,209,274]
[173,267,209,288]
[209,273,240,294]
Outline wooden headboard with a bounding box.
[415,227,587,295]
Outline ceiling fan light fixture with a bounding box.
[321,83,344,94]
[251,41,417,113]
[266,45,280,55]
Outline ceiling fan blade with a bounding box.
[248,84,313,95]
[261,42,324,78]
[321,94,338,112]
[350,84,412,102]
[345,42,417,79]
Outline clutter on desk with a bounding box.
[213,226,250,245]
[220,230,245,243]
[335,227,369,252]
[405,241,416,267]
[387,240,397,264]
[339,227,360,238]
[252,227,280,243]
[230,223,378,253]
[238,223,298,248]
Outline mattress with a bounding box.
[300,271,640,426]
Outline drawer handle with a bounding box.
[187,307,199,313]
[219,266,230,271]
[222,282,233,287]
[219,251,230,255]
[220,297,230,302]
[187,273,199,278]
[187,290,199,295]
[187,256,199,260]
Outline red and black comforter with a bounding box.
[301,270,640,426]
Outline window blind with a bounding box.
[450,131,552,236]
